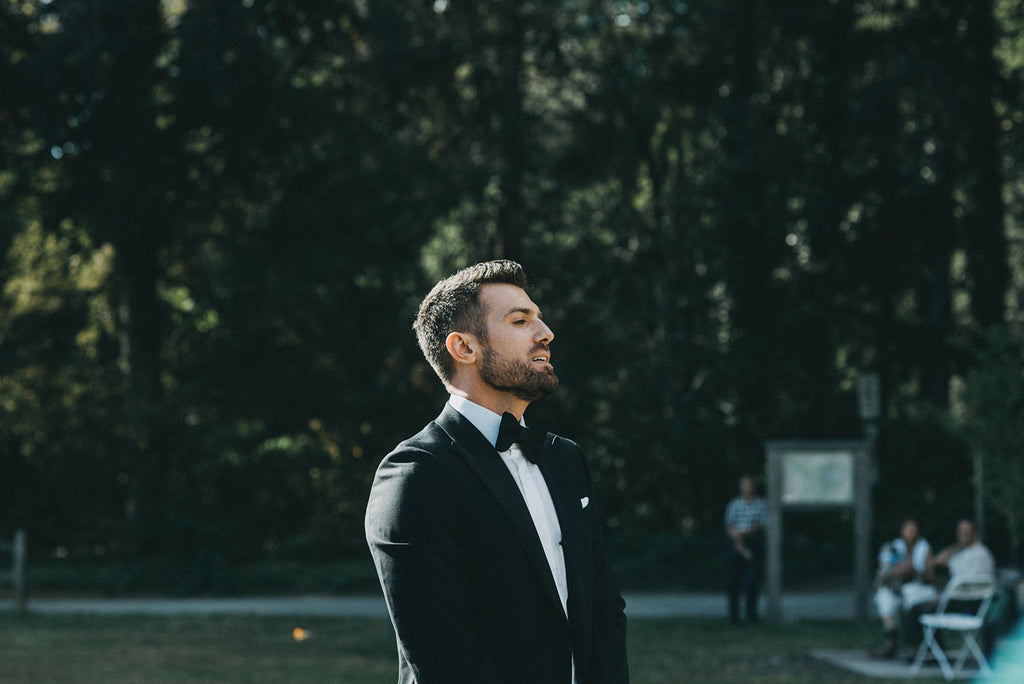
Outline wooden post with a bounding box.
[766,447,783,621]
[974,452,985,540]
[13,528,27,613]
[854,448,872,620]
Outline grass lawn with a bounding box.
[0,613,949,683]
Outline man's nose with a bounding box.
[537,320,554,344]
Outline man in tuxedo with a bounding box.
[365,260,629,683]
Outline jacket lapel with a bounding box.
[533,433,587,624]
[436,406,565,617]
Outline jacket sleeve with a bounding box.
[577,445,630,684]
[585,510,630,683]
[365,445,504,683]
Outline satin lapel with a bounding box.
[531,433,581,547]
[435,406,564,614]
[534,433,586,620]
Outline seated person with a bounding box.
[872,516,937,659]
[928,519,996,580]
[905,519,996,655]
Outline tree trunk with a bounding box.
[959,0,1008,329]
[118,231,165,558]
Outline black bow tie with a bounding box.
[495,412,539,463]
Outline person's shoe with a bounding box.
[870,639,897,660]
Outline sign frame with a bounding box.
[765,440,872,621]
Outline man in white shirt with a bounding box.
[930,519,996,581]
[906,519,998,656]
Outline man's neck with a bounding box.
[447,384,529,421]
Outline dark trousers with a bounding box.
[726,544,761,623]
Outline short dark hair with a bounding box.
[413,260,528,384]
[900,516,921,532]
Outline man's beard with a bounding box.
[479,345,559,402]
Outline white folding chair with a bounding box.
[909,574,995,680]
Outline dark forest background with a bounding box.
[2,0,1023,594]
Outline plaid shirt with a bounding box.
[724,496,767,532]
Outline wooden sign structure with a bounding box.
[764,441,872,621]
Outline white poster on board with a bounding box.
[781,451,854,505]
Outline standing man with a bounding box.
[365,261,629,683]
[724,475,768,624]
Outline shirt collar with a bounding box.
[448,395,524,449]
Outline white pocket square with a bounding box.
[580,497,590,509]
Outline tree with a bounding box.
[957,326,1024,565]
[0,0,1021,589]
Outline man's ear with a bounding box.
[445,332,478,366]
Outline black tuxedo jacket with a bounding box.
[365,404,629,683]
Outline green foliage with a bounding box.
[957,325,1024,563]
[873,411,975,545]
[0,0,1023,589]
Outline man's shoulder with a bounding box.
[385,419,454,461]
[383,406,492,464]
[951,542,978,555]
[403,418,448,445]
[962,542,995,560]
[728,496,766,507]
[368,422,459,503]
